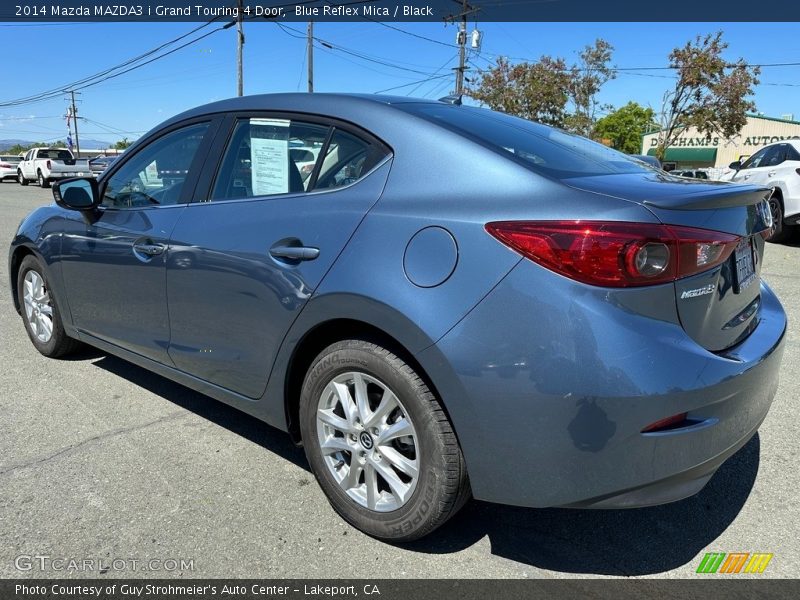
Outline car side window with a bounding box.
[313,129,385,190]
[763,145,786,167]
[102,122,209,209]
[787,144,800,162]
[741,147,769,169]
[211,118,329,201]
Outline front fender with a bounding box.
[8,206,72,329]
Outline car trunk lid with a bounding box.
[563,173,773,352]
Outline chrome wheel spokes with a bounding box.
[23,270,54,343]
[316,372,419,512]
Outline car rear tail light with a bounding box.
[796,168,800,176]
[641,412,689,433]
[46,160,52,170]
[0,162,10,168]
[485,221,740,287]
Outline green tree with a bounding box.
[1,141,64,155]
[468,39,615,136]
[595,102,658,154]
[655,31,760,161]
[114,138,132,150]
[468,55,572,127]
[565,39,616,137]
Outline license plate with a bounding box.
[734,237,757,292]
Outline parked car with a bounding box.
[89,155,117,177]
[9,94,786,542]
[673,169,710,180]
[0,155,22,182]
[16,147,91,188]
[728,140,800,242]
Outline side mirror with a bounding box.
[53,177,100,211]
[729,161,742,171]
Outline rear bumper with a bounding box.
[47,171,91,179]
[418,260,786,508]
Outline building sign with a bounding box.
[650,134,800,149]
[650,137,719,148]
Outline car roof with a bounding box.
[166,93,439,124]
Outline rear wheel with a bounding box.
[299,339,470,542]
[18,170,28,186]
[37,170,50,188]
[17,255,81,358]
[766,192,794,243]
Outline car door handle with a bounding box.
[743,174,751,179]
[133,242,166,256]
[269,245,320,261]
[768,171,776,177]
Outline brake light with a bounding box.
[46,160,51,170]
[796,168,800,176]
[485,221,740,287]
[0,162,10,168]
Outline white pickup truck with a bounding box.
[17,147,91,188]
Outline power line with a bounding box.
[0,18,228,108]
[274,22,445,77]
[367,21,800,74]
[373,74,452,94]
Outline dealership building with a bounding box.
[641,113,800,170]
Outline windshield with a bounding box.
[0,156,22,163]
[402,104,653,179]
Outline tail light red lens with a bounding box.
[46,160,52,170]
[641,412,689,433]
[0,162,10,168]
[485,221,740,287]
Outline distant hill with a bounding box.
[0,138,116,151]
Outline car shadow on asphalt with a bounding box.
[88,350,759,576]
[88,352,308,471]
[406,433,760,576]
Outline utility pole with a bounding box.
[307,21,314,93]
[455,0,467,96]
[236,0,244,96]
[70,91,81,158]
[449,0,479,96]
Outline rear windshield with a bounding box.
[401,104,652,179]
[37,149,72,160]
[0,156,21,162]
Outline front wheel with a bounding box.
[17,255,81,357]
[300,339,470,542]
[18,170,28,186]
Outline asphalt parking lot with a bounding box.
[0,182,798,579]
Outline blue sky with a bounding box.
[1,21,799,147]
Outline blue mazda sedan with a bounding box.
[9,94,786,541]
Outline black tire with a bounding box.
[37,170,50,188]
[299,339,470,542]
[18,170,28,186]
[766,192,795,243]
[17,255,81,358]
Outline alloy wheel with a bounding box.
[22,270,54,343]
[316,371,419,512]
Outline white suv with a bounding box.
[730,140,800,241]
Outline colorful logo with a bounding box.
[696,552,773,574]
